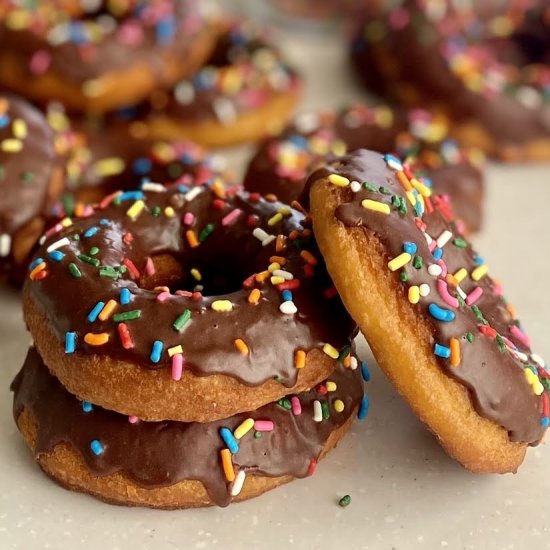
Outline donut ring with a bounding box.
[350,1,550,161]
[0,93,67,283]
[12,347,365,508]
[23,182,354,422]
[244,103,484,232]
[0,1,214,113]
[309,148,549,473]
[145,20,302,147]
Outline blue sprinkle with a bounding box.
[99,218,109,225]
[434,344,451,359]
[541,417,550,428]
[90,439,104,456]
[403,242,417,255]
[156,17,176,44]
[422,177,433,189]
[120,288,131,305]
[383,153,402,168]
[0,114,10,128]
[132,157,152,176]
[177,185,190,193]
[474,254,484,265]
[432,247,443,261]
[115,105,139,120]
[414,198,423,217]
[219,427,239,454]
[357,395,369,420]
[65,332,77,354]
[150,340,164,363]
[118,191,144,201]
[428,303,456,322]
[288,135,308,149]
[49,250,65,262]
[361,362,371,382]
[87,301,105,323]
[281,290,293,302]
[84,226,98,238]
[28,257,44,271]
[82,401,93,413]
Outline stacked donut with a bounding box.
[13,171,369,508]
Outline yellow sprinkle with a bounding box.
[408,285,420,304]
[454,268,468,283]
[396,170,413,191]
[186,230,199,248]
[524,369,536,384]
[211,179,226,199]
[60,217,73,229]
[220,448,235,482]
[268,262,281,273]
[190,268,201,281]
[126,200,145,220]
[323,343,339,359]
[471,265,488,281]
[13,119,27,139]
[361,199,390,215]
[406,190,417,206]
[1,139,23,152]
[326,381,337,392]
[270,276,285,285]
[234,418,254,439]
[388,252,411,272]
[234,338,249,355]
[295,350,306,369]
[533,381,544,396]
[164,206,175,217]
[94,157,125,177]
[6,10,31,30]
[98,299,117,321]
[333,399,345,413]
[168,345,183,357]
[29,262,46,280]
[410,178,432,197]
[212,300,233,312]
[84,332,109,346]
[328,174,350,187]
[248,289,261,304]
[268,213,283,226]
[255,270,270,282]
[82,79,104,98]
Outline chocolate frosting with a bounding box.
[244,104,484,230]
[0,93,59,274]
[12,347,364,507]
[26,183,354,387]
[350,0,550,147]
[310,149,548,445]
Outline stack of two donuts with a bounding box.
[13,173,369,508]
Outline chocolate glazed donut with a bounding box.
[23,182,355,422]
[350,0,550,161]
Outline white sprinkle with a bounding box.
[230,470,246,497]
[174,81,195,105]
[294,111,320,134]
[313,400,323,422]
[419,283,431,297]
[253,228,269,242]
[46,237,70,253]
[511,350,529,363]
[386,158,402,171]
[280,301,298,315]
[436,230,453,248]
[456,286,467,300]
[531,354,545,368]
[350,356,358,370]
[141,182,166,193]
[350,181,361,193]
[184,187,202,202]
[428,264,442,277]
[272,269,293,280]
[0,234,11,257]
[516,86,542,109]
[262,236,276,247]
[213,97,237,125]
[424,233,433,245]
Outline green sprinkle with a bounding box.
[392,195,407,215]
[199,223,215,242]
[466,332,475,343]
[362,182,377,192]
[321,400,330,420]
[173,309,191,331]
[113,310,142,322]
[379,186,392,195]
[118,265,127,274]
[61,194,75,217]
[471,305,488,325]
[413,256,423,269]
[21,171,34,183]
[453,238,467,248]
[496,335,506,352]
[68,263,81,278]
[253,431,262,439]
[541,377,550,391]
[457,294,466,309]
[89,246,99,256]
[71,233,80,241]
[168,163,183,179]
[338,495,351,507]
[277,398,292,410]
[99,267,121,279]
[0,166,5,179]
[78,254,100,267]
[400,271,408,282]
[151,206,161,217]
[338,345,351,363]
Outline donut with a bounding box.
[308,148,549,473]
[244,104,484,232]
[11,346,366,508]
[350,1,550,161]
[0,0,215,113]
[0,93,68,283]
[144,20,302,147]
[23,181,355,422]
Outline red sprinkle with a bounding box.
[307,458,317,476]
[118,323,134,349]
[277,279,301,291]
[122,258,140,279]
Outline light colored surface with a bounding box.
[2,9,550,550]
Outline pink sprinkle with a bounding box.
[291,396,302,416]
[29,50,51,75]
[221,208,242,226]
[428,240,436,252]
[128,415,139,424]
[156,291,171,302]
[117,20,145,45]
[437,259,448,277]
[254,420,274,432]
[183,212,195,226]
[144,256,155,276]
[510,324,532,348]
[437,279,459,308]
[172,354,184,381]
[44,223,63,238]
[465,286,483,306]
[175,290,193,298]
[122,258,140,279]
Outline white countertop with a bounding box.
[1,6,550,550]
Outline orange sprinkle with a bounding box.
[154,286,170,293]
[248,288,261,304]
[220,449,235,482]
[265,193,277,202]
[74,202,88,217]
[275,235,285,252]
[29,262,46,280]
[84,332,109,346]
[255,270,270,283]
[450,338,461,367]
[396,170,413,191]
[295,350,306,369]
[289,230,299,240]
[302,228,312,237]
[234,338,249,355]
[343,354,351,368]
[98,299,117,321]
[290,200,306,214]
[507,303,517,318]
[186,230,199,248]
[269,256,286,265]
[445,274,459,287]
[300,250,318,266]
[211,179,226,199]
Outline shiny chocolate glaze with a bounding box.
[309,149,548,445]
[12,347,364,507]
